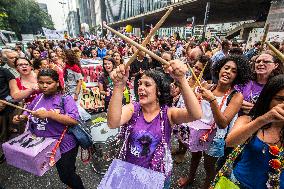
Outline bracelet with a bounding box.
[209,98,216,103]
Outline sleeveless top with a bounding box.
[188,91,238,138]
[123,102,172,172]
[233,136,284,189]
[15,77,39,104]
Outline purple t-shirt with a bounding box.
[126,103,171,169]
[24,93,79,153]
[235,80,264,104]
[98,74,113,101]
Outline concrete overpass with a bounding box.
[109,0,271,28]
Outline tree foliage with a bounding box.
[0,0,54,39]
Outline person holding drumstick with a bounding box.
[107,59,202,188]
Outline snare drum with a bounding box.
[90,121,121,174]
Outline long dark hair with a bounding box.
[143,68,172,106]
[102,56,115,85]
[250,74,284,144]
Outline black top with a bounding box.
[0,67,15,115]
[129,57,150,77]
[0,67,15,99]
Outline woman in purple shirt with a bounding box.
[108,60,202,188]
[236,51,284,115]
[13,69,85,189]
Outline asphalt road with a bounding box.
[0,113,206,189]
[0,144,206,189]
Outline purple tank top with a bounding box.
[125,103,171,169]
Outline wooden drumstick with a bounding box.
[266,41,284,63]
[260,24,270,53]
[0,99,33,113]
[126,7,173,67]
[103,24,170,66]
[188,65,202,87]
[197,62,208,82]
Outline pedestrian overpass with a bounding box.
[108,0,271,28]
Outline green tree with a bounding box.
[0,0,54,40]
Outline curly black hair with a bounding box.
[143,68,173,106]
[212,55,252,86]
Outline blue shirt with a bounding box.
[97,48,107,59]
[211,50,226,64]
[233,136,284,189]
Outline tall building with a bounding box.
[75,0,105,35]
[76,0,94,27]
[66,11,80,37]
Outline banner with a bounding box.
[81,60,103,88]
[80,59,104,111]
[42,27,65,40]
[80,87,104,110]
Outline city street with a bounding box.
[0,139,205,189]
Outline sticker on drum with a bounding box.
[90,122,119,143]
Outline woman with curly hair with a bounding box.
[64,49,91,121]
[108,60,202,189]
[226,74,284,188]
[235,51,284,115]
[178,55,251,188]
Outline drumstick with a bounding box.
[260,24,270,53]
[125,7,173,67]
[0,99,33,113]
[188,65,202,87]
[103,24,170,66]
[197,62,208,83]
[266,41,284,63]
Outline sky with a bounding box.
[36,0,76,31]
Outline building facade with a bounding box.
[66,11,80,37]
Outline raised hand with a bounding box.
[198,87,215,102]
[110,64,130,87]
[164,59,187,82]
[261,104,284,124]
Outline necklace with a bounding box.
[262,129,281,154]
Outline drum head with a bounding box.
[91,122,119,143]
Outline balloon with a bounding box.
[125,25,133,33]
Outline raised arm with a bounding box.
[166,59,202,125]
[199,88,243,129]
[107,64,134,129]
[226,103,284,147]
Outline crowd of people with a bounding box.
[0,33,284,189]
